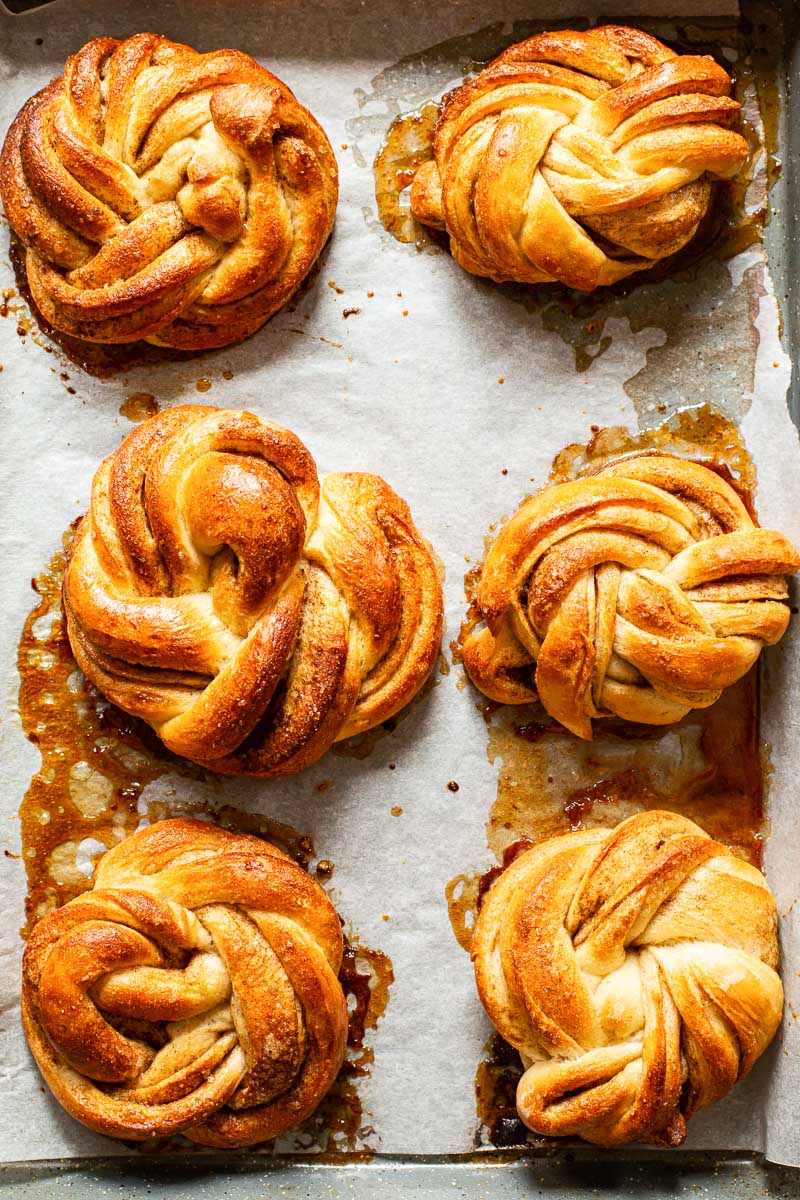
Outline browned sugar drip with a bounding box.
[547,405,757,494]
[299,940,394,1154]
[373,102,444,248]
[119,394,159,422]
[475,1034,528,1149]
[17,539,393,1154]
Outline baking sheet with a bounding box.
[0,0,798,1170]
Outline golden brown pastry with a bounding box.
[409,26,748,290]
[63,405,443,775]
[0,34,337,349]
[22,818,348,1146]
[461,453,800,737]
[472,809,783,1147]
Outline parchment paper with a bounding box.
[1,0,798,1168]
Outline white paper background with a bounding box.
[1,0,798,1168]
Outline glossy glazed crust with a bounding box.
[410,26,749,290]
[461,453,800,737]
[21,818,348,1146]
[472,809,783,1147]
[62,405,444,775]
[0,33,338,349]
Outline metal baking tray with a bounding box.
[1,0,799,1194]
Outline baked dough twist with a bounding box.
[409,26,748,290]
[22,819,348,1146]
[0,33,337,349]
[63,405,443,774]
[461,453,799,737]
[472,810,783,1147]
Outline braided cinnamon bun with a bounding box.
[63,405,443,775]
[472,809,783,1146]
[408,26,749,290]
[0,34,337,350]
[461,453,799,737]
[22,819,349,1146]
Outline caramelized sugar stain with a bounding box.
[445,873,482,953]
[293,940,394,1155]
[119,393,159,422]
[753,73,782,193]
[1,286,21,319]
[17,538,393,1155]
[475,1034,529,1149]
[449,409,769,1147]
[19,530,188,930]
[373,102,443,248]
[482,673,763,868]
[546,404,757,494]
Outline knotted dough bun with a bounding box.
[22,818,349,1146]
[0,33,338,349]
[63,405,443,774]
[461,453,799,737]
[472,809,782,1146]
[410,26,749,290]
